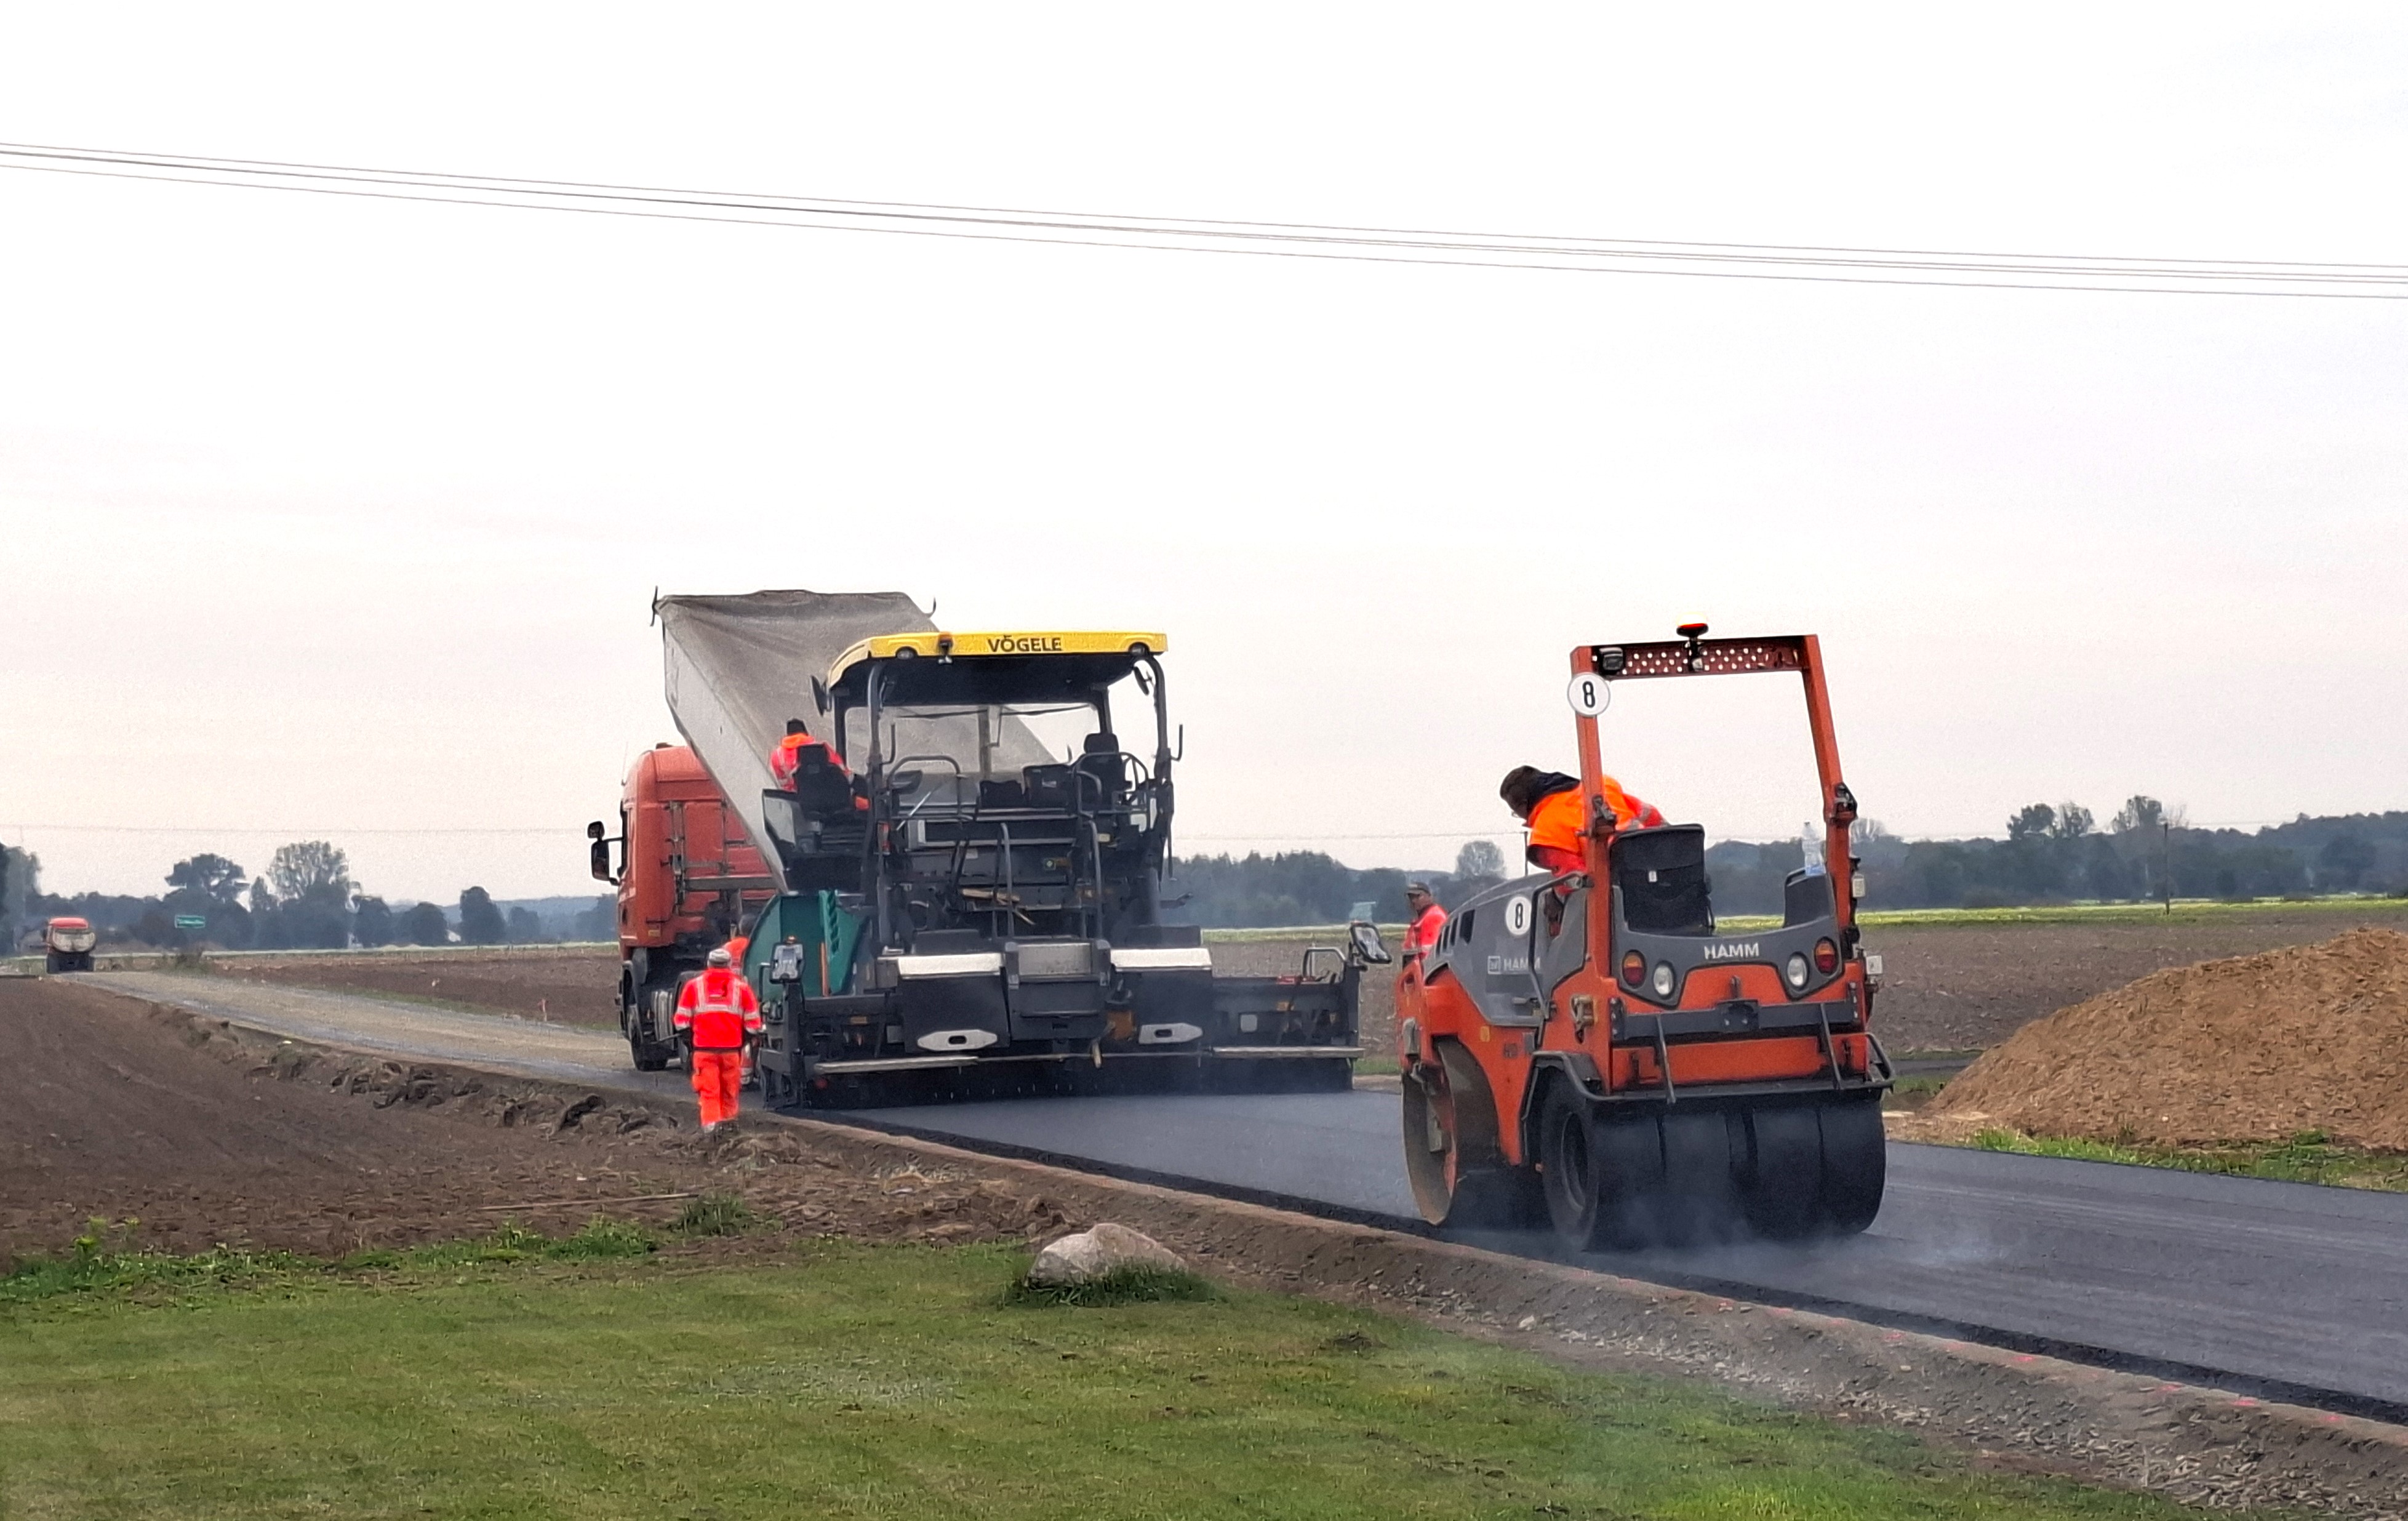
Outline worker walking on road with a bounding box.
[1402,880,1446,963]
[1501,765,1663,875]
[674,945,761,1133]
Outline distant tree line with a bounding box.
[1166,841,1510,927]
[8,840,614,951]
[1740,800,2408,914]
[1166,802,2408,926]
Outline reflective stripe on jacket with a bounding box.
[673,968,762,1050]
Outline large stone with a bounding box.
[1025,1222,1186,1287]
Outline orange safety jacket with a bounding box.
[673,968,762,1051]
[1404,902,1447,959]
[1526,779,1662,870]
[769,732,844,789]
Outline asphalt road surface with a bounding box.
[93,971,2408,1416]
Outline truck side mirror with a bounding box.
[810,676,829,716]
[586,820,606,840]
[589,839,615,884]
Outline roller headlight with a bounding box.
[1650,962,1676,1000]
[1785,953,1810,990]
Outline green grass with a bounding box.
[1880,1075,1951,1112]
[670,1190,757,1238]
[0,1239,2280,1519]
[1,1219,656,1306]
[1003,1262,1218,1308]
[1972,1127,2408,1192]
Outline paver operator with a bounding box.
[673,945,761,1132]
[769,719,844,789]
[1500,765,1663,875]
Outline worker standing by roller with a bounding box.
[1501,765,1663,875]
[674,946,761,1132]
[1402,881,1446,964]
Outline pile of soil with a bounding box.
[1862,905,2408,1054]
[0,979,1063,1263]
[1919,928,2408,1149]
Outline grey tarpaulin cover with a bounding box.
[655,589,1048,890]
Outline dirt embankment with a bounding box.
[1912,928,2408,1149]
[0,979,1055,1263]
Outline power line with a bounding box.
[3,140,2404,299]
[12,823,573,837]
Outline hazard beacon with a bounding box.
[1398,625,1892,1248]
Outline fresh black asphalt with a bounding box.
[845,1088,2408,1416]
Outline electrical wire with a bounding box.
[4,140,2404,299]
[11,824,574,837]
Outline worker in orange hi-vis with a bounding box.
[1500,765,1663,875]
[769,719,840,789]
[674,945,761,1132]
[1402,881,1447,963]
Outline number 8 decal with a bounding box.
[1505,894,1533,938]
[1566,672,1610,717]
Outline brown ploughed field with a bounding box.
[1860,907,2408,1052]
[197,904,2408,1070]
[0,979,1052,1264]
[210,945,622,1029]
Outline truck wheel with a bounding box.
[623,999,670,1072]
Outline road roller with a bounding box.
[1396,624,1892,1249]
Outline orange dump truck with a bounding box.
[588,744,776,1070]
[44,917,97,974]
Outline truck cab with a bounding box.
[591,744,776,1070]
[44,917,96,974]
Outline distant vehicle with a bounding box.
[44,917,97,974]
[590,744,777,1072]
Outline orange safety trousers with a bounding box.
[691,1049,744,1127]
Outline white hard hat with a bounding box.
[707,946,734,967]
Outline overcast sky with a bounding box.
[4,3,2404,902]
